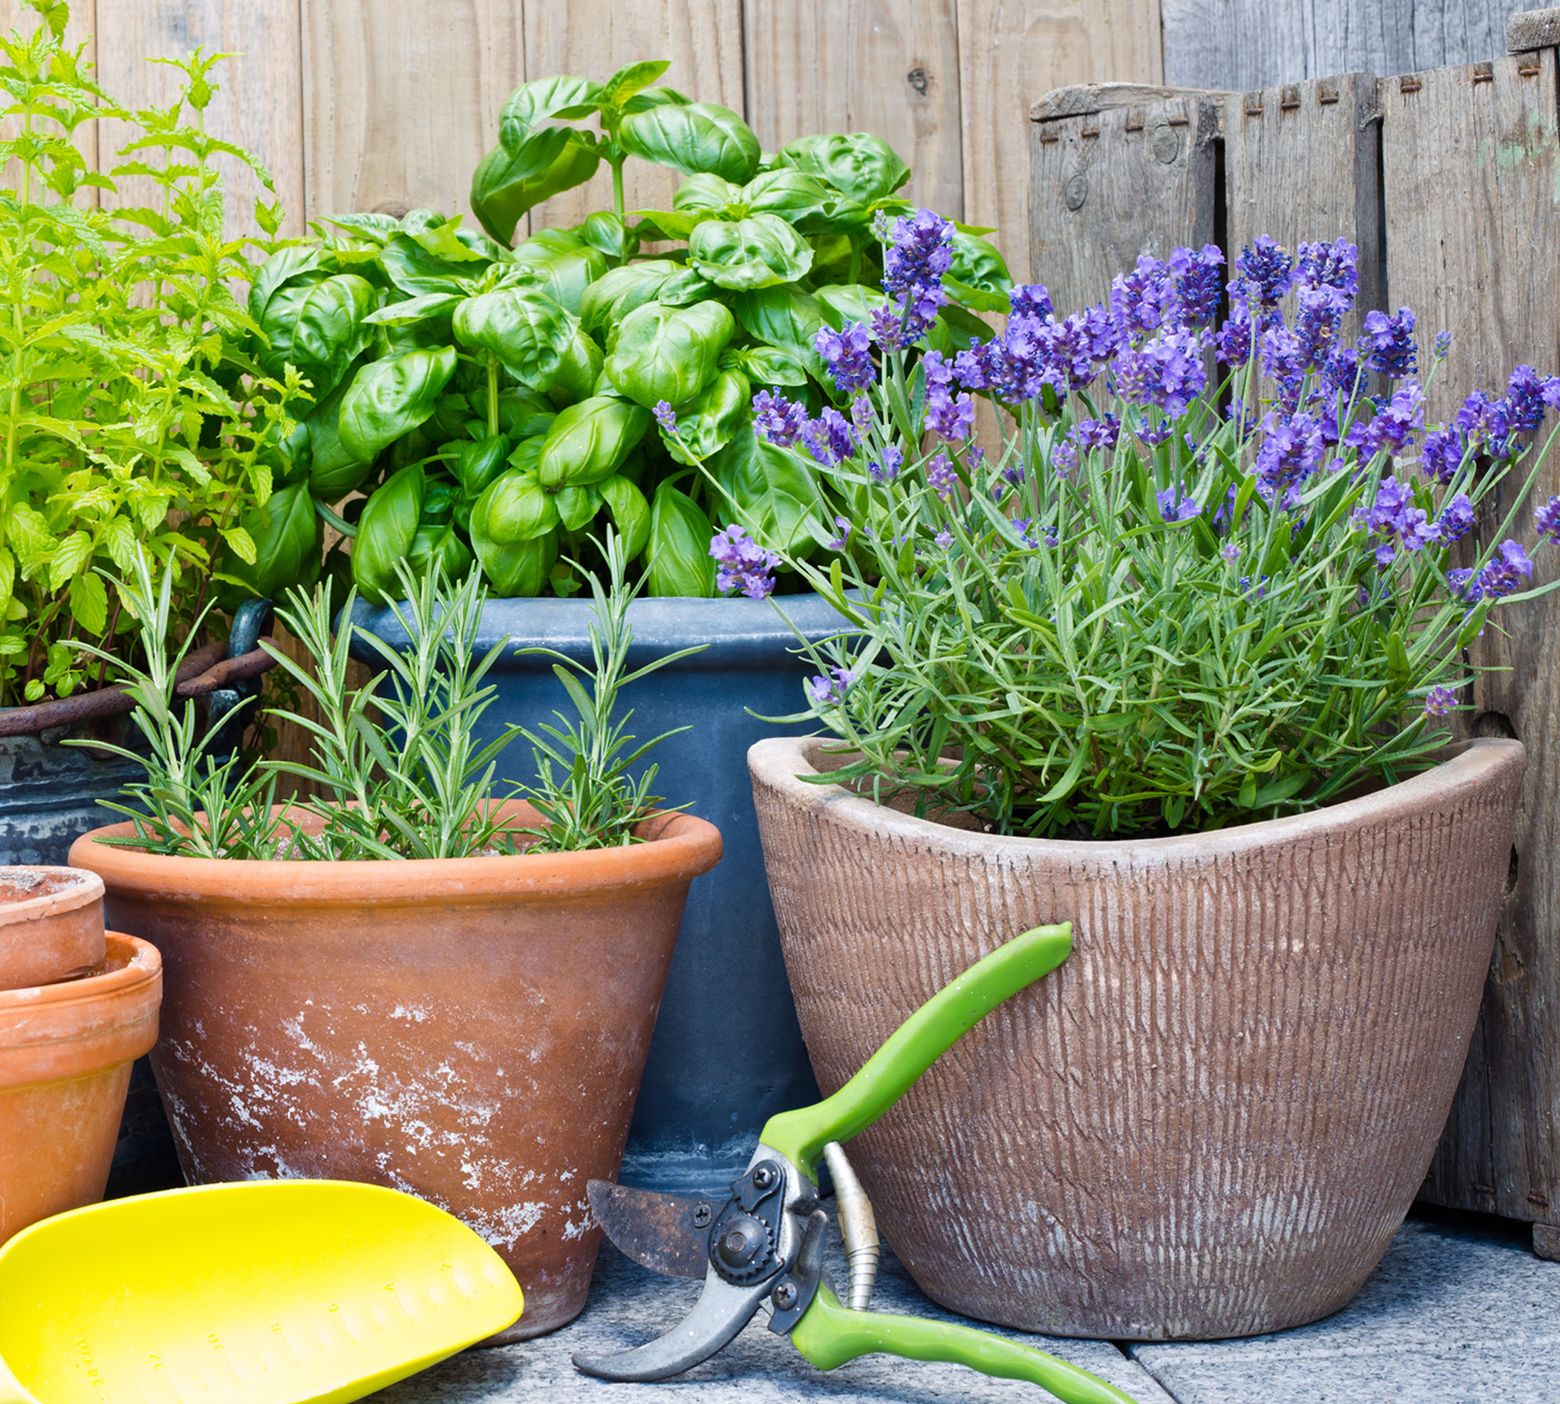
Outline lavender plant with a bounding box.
[702,216,1560,839]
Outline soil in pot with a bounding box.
[0,932,163,1246]
[0,866,105,990]
[70,802,722,1340]
[750,735,1525,1340]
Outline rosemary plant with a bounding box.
[82,536,691,859]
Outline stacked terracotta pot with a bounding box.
[0,866,162,1246]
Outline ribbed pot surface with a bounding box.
[750,736,1524,1339]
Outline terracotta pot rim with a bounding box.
[749,734,1525,857]
[68,801,722,905]
[0,933,160,1014]
[0,866,104,930]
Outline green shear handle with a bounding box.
[762,922,1075,1171]
[792,1284,1136,1404]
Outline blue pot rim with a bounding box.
[346,590,854,671]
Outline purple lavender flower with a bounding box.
[1319,346,1362,397]
[1110,254,1173,342]
[933,529,953,550]
[1156,485,1200,523]
[880,208,954,342]
[1113,328,1207,416]
[1052,439,1078,478]
[1169,244,1225,328]
[1347,382,1425,458]
[1361,307,1418,379]
[1473,539,1534,600]
[869,444,904,482]
[800,407,857,467]
[849,394,874,431]
[1503,364,1550,434]
[709,525,780,599]
[1233,236,1294,308]
[1420,426,1463,483]
[1216,315,1254,368]
[1075,414,1120,452]
[1455,390,1513,458]
[1009,284,1053,320]
[1448,566,1477,600]
[653,400,678,432]
[753,389,807,446]
[1537,494,1560,546]
[827,515,851,551]
[1358,476,1436,561]
[1254,411,1325,505]
[1437,493,1475,544]
[1135,416,1174,448]
[1423,684,1458,717]
[869,302,906,351]
[927,452,958,500]
[923,350,975,440]
[1433,330,1452,361]
[815,321,876,396]
[1296,239,1359,301]
[1219,541,1241,562]
[806,665,856,706]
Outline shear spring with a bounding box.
[823,1141,880,1311]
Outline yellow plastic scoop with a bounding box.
[0,1180,523,1403]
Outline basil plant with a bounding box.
[242,60,1012,602]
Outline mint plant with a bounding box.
[710,218,1560,839]
[0,0,296,706]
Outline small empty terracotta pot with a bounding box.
[0,933,162,1246]
[0,866,105,991]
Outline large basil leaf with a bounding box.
[379,232,486,297]
[499,74,607,152]
[507,234,608,313]
[578,210,635,261]
[646,482,716,597]
[472,469,560,543]
[406,522,474,582]
[777,132,910,205]
[303,384,371,499]
[604,299,734,409]
[690,213,813,290]
[731,343,811,387]
[456,435,511,499]
[553,484,602,532]
[452,287,573,390]
[673,173,742,214]
[713,427,828,555]
[248,245,326,323]
[662,369,748,465]
[361,291,462,328]
[258,272,375,399]
[548,323,604,405]
[816,282,891,330]
[352,464,425,602]
[471,132,600,246]
[577,259,683,338]
[740,169,837,230]
[338,346,458,462]
[536,396,650,488]
[944,231,1013,313]
[605,60,669,106]
[620,101,760,183]
[732,283,823,353]
[598,474,650,559]
[226,483,323,601]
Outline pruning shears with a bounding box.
[575,923,1135,1403]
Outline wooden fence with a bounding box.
[0,0,1163,284]
[1030,9,1560,1256]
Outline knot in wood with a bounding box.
[1063,172,1088,212]
[1151,122,1182,164]
[906,66,929,96]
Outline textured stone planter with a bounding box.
[750,735,1525,1340]
[71,803,721,1340]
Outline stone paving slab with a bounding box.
[1130,1215,1560,1404]
[378,1237,1171,1402]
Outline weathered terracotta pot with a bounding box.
[70,802,722,1339]
[750,735,1525,1340]
[0,933,162,1245]
[0,866,105,990]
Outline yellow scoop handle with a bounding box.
[0,1180,522,1404]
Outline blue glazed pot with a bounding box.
[347,591,847,1179]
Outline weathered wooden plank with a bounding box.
[1163,0,1515,90]
[93,0,304,235]
[961,0,1163,285]
[521,0,745,233]
[1508,8,1560,52]
[302,0,524,229]
[1223,73,1383,319]
[1032,81,1223,122]
[1387,52,1560,1240]
[1028,92,1222,313]
[742,0,963,220]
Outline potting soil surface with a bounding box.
[376,1208,1558,1402]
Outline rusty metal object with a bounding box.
[586,1181,716,1280]
[750,735,1525,1340]
[70,803,722,1341]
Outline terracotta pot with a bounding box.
[0,866,105,990]
[0,933,162,1245]
[70,802,722,1340]
[750,735,1525,1340]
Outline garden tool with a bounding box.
[0,1179,523,1404]
[578,922,1134,1404]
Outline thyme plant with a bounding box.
[704,218,1560,839]
[84,537,689,859]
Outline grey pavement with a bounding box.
[380,1212,1558,1402]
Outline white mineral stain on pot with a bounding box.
[389,1004,429,1022]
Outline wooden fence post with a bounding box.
[1386,41,1560,1261]
[1028,84,1224,310]
[1223,73,1383,321]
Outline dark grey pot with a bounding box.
[348,590,847,1179]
